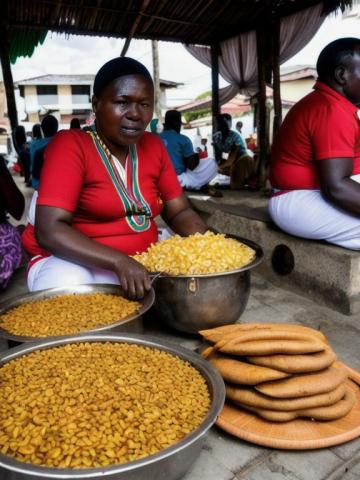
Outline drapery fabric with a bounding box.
[185,3,326,101]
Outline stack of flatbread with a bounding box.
[200,323,357,422]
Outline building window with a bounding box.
[37,85,58,105]
[71,85,91,104]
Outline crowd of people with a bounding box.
[4,36,357,295]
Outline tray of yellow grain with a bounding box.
[0,284,154,343]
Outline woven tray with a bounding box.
[216,366,360,450]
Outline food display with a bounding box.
[0,342,210,469]
[200,323,357,422]
[133,231,255,275]
[0,293,140,337]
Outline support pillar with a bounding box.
[0,28,18,131]
[211,43,220,162]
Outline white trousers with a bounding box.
[178,157,217,190]
[28,256,119,292]
[269,186,360,250]
[27,228,171,292]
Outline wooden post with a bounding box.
[152,40,162,121]
[256,27,269,188]
[272,19,282,137]
[211,43,220,162]
[0,28,18,131]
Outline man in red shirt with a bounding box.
[269,38,360,249]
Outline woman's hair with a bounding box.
[32,123,42,140]
[93,57,153,97]
[317,37,360,81]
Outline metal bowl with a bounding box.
[153,235,263,333]
[0,284,155,345]
[0,333,225,480]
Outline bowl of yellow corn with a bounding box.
[0,332,225,480]
[0,284,154,345]
[133,232,263,333]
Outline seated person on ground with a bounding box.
[0,155,25,289]
[159,110,217,191]
[269,37,360,250]
[213,113,255,189]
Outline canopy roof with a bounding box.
[4,0,353,63]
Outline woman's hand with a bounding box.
[36,206,151,299]
[112,255,151,299]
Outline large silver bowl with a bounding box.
[153,235,263,333]
[0,284,155,345]
[0,333,225,480]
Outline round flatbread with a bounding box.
[246,348,336,373]
[226,382,346,411]
[255,366,346,399]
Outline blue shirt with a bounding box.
[213,129,246,155]
[160,129,194,175]
[29,138,52,189]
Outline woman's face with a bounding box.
[92,74,154,149]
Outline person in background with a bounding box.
[149,118,163,135]
[22,57,207,296]
[197,138,208,159]
[31,115,59,189]
[0,155,25,289]
[70,118,81,129]
[160,110,218,193]
[214,113,255,189]
[269,38,360,249]
[13,125,31,186]
[32,123,42,141]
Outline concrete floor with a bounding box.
[0,178,359,480]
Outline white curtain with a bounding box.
[185,2,326,101]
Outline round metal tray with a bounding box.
[0,333,225,480]
[0,284,155,343]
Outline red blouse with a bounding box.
[270,82,360,190]
[22,129,182,257]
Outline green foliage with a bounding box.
[183,90,212,122]
[183,108,211,123]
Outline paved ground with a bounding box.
[1,179,359,480]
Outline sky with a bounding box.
[7,6,360,109]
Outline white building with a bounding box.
[14,74,180,127]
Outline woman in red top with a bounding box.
[269,38,360,250]
[22,57,207,297]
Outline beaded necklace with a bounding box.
[87,125,151,232]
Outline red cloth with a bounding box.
[22,130,182,257]
[270,81,360,190]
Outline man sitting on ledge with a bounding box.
[160,110,218,195]
[269,37,360,250]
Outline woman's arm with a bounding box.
[161,194,207,236]
[317,157,360,216]
[0,158,25,220]
[35,205,151,298]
